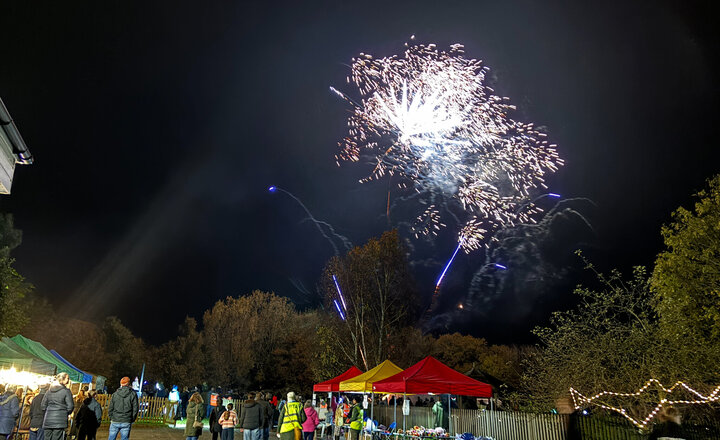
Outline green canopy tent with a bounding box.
[0,337,56,376]
[11,335,85,382]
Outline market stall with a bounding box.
[314,366,363,392]
[339,360,403,393]
[10,335,86,383]
[373,356,492,435]
[49,349,93,383]
[0,362,54,438]
[339,360,404,432]
[0,337,56,376]
[314,366,364,436]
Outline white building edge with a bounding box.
[0,97,33,194]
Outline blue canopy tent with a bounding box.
[50,349,93,383]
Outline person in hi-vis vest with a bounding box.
[347,396,364,440]
[277,392,306,440]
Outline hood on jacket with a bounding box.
[243,400,257,407]
[83,397,93,406]
[47,385,67,394]
[0,391,16,402]
[115,386,134,397]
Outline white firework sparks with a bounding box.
[334,42,562,251]
[412,204,445,239]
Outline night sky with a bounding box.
[1,0,718,344]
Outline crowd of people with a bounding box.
[173,389,374,440]
[0,374,138,440]
[0,374,378,440]
[3,374,693,440]
[1,379,444,440]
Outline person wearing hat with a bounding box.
[108,377,139,440]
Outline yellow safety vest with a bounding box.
[280,401,304,433]
[349,406,364,431]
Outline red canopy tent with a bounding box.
[372,356,492,397]
[313,366,363,392]
[373,357,492,433]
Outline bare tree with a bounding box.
[320,230,418,369]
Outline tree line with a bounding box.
[1,175,719,423]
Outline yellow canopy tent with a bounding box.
[339,360,403,392]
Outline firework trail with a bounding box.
[288,277,317,304]
[332,42,563,253]
[269,185,352,255]
[463,198,595,307]
[424,198,596,333]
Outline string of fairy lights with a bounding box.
[570,379,720,429]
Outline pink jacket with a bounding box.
[302,407,320,432]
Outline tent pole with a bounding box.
[402,393,406,433]
[447,394,452,435]
[393,395,397,428]
[370,391,374,432]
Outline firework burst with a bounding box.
[334,42,562,251]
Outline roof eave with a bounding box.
[0,97,34,165]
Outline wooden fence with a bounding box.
[13,395,176,440]
[94,394,176,424]
[371,406,720,440]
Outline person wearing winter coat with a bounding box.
[332,399,345,440]
[238,392,265,440]
[184,392,204,440]
[29,384,49,440]
[180,388,190,419]
[209,400,226,440]
[277,392,306,440]
[301,401,320,440]
[85,392,102,429]
[346,396,363,440]
[255,393,273,440]
[75,394,102,440]
[108,377,139,440]
[219,403,238,440]
[431,397,448,431]
[0,385,20,439]
[41,373,74,440]
[18,392,33,431]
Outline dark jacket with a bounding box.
[209,405,226,433]
[348,404,363,430]
[108,386,139,423]
[41,384,74,429]
[75,398,100,431]
[239,400,265,430]
[184,401,203,437]
[0,391,20,435]
[255,399,273,429]
[29,389,47,429]
[87,398,103,424]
